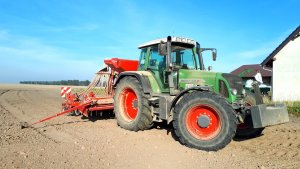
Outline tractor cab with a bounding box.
[138,36,217,93]
[138,36,205,70]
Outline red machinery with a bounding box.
[21,58,139,128]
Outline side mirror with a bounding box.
[212,50,217,61]
[158,43,167,56]
[208,66,212,71]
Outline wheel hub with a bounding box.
[197,115,211,128]
[133,99,138,109]
[121,88,138,121]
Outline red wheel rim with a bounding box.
[120,87,138,121]
[185,104,221,140]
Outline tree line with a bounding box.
[20,80,90,86]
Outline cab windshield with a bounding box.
[171,45,200,70]
[138,43,202,71]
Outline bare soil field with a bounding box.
[0,84,300,169]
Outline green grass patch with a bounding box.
[263,98,300,117]
[285,101,300,117]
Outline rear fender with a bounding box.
[114,72,152,94]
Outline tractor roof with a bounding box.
[138,36,197,49]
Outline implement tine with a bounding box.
[20,122,30,129]
[19,101,92,129]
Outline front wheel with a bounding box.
[173,91,237,151]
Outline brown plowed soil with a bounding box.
[0,84,299,169]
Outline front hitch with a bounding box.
[251,81,263,104]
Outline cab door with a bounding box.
[148,46,169,92]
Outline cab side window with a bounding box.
[138,48,147,70]
[149,47,166,70]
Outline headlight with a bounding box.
[242,89,246,95]
[231,88,237,95]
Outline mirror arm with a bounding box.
[198,48,205,70]
[166,36,172,71]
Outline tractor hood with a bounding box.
[178,70,244,102]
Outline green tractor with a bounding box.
[113,36,289,151]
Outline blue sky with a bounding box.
[0,0,299,83]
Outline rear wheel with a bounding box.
[235,94,265,138]
[114,76,153,131]
[173,91,237,151]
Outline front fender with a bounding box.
[170,86,210,111]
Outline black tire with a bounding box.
[114,76,153,131]
[235,93,265,138]
[173,91,237,151]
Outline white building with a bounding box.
[261,26,300,101]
